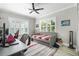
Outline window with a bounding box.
[8,17,29,35]
[19,23,29,35]
[40,17,56,32]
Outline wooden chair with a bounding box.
[20,34,31,46]
[14,30,19,39]
[19,34,32,55]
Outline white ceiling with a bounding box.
[0,3,76,18]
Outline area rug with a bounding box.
[24,41,57,56]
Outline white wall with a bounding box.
[56,7,77,46]
[77,4,79,52]
[0,14,9,28]
[36,7,77,46]
[0,9,35,35]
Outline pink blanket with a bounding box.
[32,34,52,41]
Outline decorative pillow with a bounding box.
[42,35,52,40]
[7,34,15,43]
[36,35,46,39]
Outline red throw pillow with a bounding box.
[7,34,15,43]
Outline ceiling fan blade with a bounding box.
[29,11,33,14]
[36,8,44,10]
[35,11,39,14]
[32,3,35,10]
[28,8,33,10]
[28,3,44,14]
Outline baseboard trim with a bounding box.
[63,43,69,46]
[63,43,76,48]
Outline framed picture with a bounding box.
[61,20,70,26]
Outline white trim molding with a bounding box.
[63,42,76,48]
[38,4,77,18]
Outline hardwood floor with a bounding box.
[54,46,78,56]
[13,41,78,56]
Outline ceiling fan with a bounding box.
[29,3,44,14]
